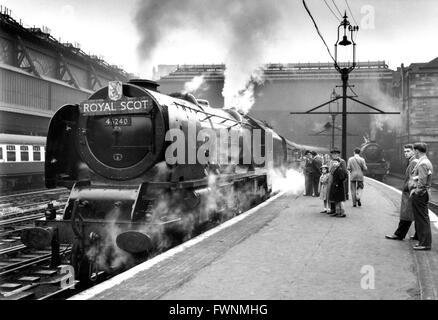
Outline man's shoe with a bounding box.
[336,214,346,218]
[413,245,431,251]
[385,234,403,240]
[409,235,418,240]
[320,210,327,213]
[357,200,361,207]
[353,204,357,207]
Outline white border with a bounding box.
[69,190,287,300]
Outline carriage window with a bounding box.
[0,147,3,160]
[33,146,41,161]
[6,145,16,161]
[20,146,29,161]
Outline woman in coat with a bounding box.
[319,165,330,213]
[329,158,348,217]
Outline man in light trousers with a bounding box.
[347,148,367,207]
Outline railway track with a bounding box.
[383,174,438,215]
[0,188,69,207]
[0,189,75,299]
[0,204,64,226]
[0,204,65,253]
[0,245,76,300]
[0,217,75,299]
[0,188,67,230]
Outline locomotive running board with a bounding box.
[142,171,268,189]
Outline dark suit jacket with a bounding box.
[312,156,322,177]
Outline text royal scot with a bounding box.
[79,97,153,115]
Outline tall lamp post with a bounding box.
[329,88,339,150]
[291,12,400,160]
[334,13,358,160]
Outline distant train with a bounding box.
[21,79,328,282]
[360,141,389,181]
[0,134,46,194]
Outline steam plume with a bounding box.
[183,75,207,94]
[270,168,305,194]
[363,83,402,140]
[134,0,290,113]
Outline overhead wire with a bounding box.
[348,85,359,98]
[343,0,359,52]
[331,0,344,18]
[322,0,341,22]
[302,0,339,68]
[344,0,359,26]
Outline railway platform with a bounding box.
[71,178,438,300]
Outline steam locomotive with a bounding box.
[21,79,326,282]
[360,141,389,181]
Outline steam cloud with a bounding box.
[134,0,290,113]
[363,83,402,140]
[183,75,207,94]
[270,168,305,194]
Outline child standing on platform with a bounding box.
[319,165,330,213]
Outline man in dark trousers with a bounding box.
[385,144,418,240]
[410,142,433,250]
[304,150,314,196]
[327,148,347,215]
[311,151,322,197]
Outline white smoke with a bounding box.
[223,68,265,114]
[363,83,402,140]
[183,75,207,94]
[87,206,133,273]
[270,168,305,194]
[134,0,291,114]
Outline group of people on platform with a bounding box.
[303,147,367,218]
[386,142,434,251]
[303,142,434,250]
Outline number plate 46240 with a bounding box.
[104,117,132,126]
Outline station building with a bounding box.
[393,58,438,174]
[0,8,131,136]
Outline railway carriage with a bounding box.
[0,134,46,194]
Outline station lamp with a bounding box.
[334,12,359,70]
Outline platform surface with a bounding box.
[72,178,438,300]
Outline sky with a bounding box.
[2,0,438,77]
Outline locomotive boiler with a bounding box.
[21,79,321,282]
[360,141,389,181]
